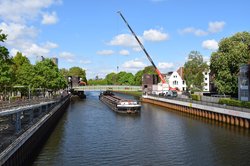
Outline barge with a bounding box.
[99,91,141,114]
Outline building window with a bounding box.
[173,80,178,85]
[205,78,207,80]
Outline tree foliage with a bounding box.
[33,59,67,91]
[68,67,87,83]
[88,66,156,86]
[0,30,13,92]
[13,52,34,86]
[210,31,250,95]
[184,51,208,92]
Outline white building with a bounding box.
[203,71,210,92]
[165,69,187,92]
[203,60,211,92]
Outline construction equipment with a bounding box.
[117,11,166,84]
[117,11,176,95]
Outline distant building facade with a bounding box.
[166,69,186,92]
[203,71,210,92]
[142,74,159,93]
[51,57,58,66]
[238,64,250,101]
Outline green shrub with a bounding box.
[218,98,250,108]
[191,94,201,101]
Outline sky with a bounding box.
[0,0,249,79]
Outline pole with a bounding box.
[28,85,31,100]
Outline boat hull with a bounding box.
[99,93,141,114]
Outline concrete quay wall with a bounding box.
[142,95,250,129]
[0,96,70,166]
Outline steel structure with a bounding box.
[117,11,166,84]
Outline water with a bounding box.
[33,92,250,166]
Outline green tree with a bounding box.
[143,66,156,75]
[134,70,143,85]
[210,31,250,95]
[12,52,34,96]
[116,71,135,85]
[69,67,87,83]
[60,68,69,78]
[134,66,157,86]
[0,30,14,95]
[88,78,107,85]
[184,51,208,92]
[33,59,67,94]
[105,72,117,85]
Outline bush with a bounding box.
[218,98,250,108]
[191,94,201,101]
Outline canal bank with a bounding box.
[0,95,70,166]
[142,95,250,129]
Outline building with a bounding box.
[51,57,58,66]
[238,64,250,101]
[203,71,210,92]
[142,74,159,93]
[167,70,186,92]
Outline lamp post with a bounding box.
[28,85,31,100]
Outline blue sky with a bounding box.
[0,0,249,79]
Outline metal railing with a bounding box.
[0,96,62,111]
[73,85,142,92]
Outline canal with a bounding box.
[33,92,250,166]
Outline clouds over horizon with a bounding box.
[122,59,147,71]
[179,21,225,36]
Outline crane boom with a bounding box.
[117,11,166,84]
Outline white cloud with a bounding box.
[59,52,75,62]
[143,29,169,41]
[10,48,20,56]
[179,21,225,36]
[158,62,174,69]
[0,22,37,44]
[208,21,225,33]
[122,59,146,69]
[41,11,58,25]
[43,41,58,49]
[108,34,142,47]
[22,43,51,58]
[119,49,130,56]
[133,47,142,52]
[80,60,91,64]
[97,50,115,55]
[0,0,61,23]
[202,39,218,51]
[0,0,61,61]
[179,27,208,36]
